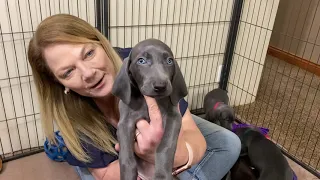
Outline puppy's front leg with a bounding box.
[154,110,182,180]
[117,106,138,180]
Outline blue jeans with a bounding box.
[74,114,241,180]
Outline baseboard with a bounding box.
[267,46,320,77]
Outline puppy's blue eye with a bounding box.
[137,58,147,65]
[167,58,173,65]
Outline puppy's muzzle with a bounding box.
[153,81,167,93]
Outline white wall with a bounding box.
[270,0,320,65]
[227,0,280,107]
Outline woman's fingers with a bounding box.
[134,141,151,160]
[143,95,164,138]
[136,119,150,136]
[135,124,157,152]
[144,96,162,127]
[134,142,154,163]
[134,142,142,155]
[135,128,144,144]
[128,96,165,164]
[115,143,120,152]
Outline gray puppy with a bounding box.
[112,38,188,180]
[203,88,235,131]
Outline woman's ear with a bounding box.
[64,87,70,94]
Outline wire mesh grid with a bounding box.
[1,0,319,178]
[230,0,320,177]
[0,0,236,162]
[108,0,235,113]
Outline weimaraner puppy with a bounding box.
[112,38,188,180]
[203,88,235,131]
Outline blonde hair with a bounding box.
[28,14,123,162]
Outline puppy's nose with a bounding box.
[153,82,167,92]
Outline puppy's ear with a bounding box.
[111,56,132,105]
[170,58,188,105]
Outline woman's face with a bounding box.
[43,42,116,98]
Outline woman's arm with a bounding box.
[174,108,207,168]
[90,160,145,180]
[133,106,207,169]
[89,160,120,180]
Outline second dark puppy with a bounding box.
[234,127,295,180]
[203,88,257,180]
[203,88,235,130]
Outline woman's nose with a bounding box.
[78,63,96,82]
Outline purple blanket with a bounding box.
[231,123,269,135]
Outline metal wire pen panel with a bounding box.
[230,0,320,177]
[0,0,96,162]
[3,0,319,178]
[108,0,235,111]
[0,0,238,161]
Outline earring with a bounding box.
[64,88,69,95]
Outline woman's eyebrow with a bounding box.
[57,44,88,73]
[80,43,95,58]
[80,44,87,58]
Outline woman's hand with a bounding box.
[132,95,165,163]
[115,95,164,163]
[133,96,188,167]
[115,95,189,167]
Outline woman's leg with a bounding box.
[177,114,241,180]
[73,166,95,180]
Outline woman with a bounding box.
[28,14,241,180]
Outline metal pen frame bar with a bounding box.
[95,0,109,38]
[219,0,243,91]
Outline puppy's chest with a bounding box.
[126,99,176,124]
[128,103,150,122]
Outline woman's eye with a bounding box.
[137,58,147,65]
[85,50,94,58]
[63,68,74,78]
[167,58,173,65]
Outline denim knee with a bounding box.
[220,129,241,162]
[191,114,241,164]
[177,127,242,180]
[206,128,241,161]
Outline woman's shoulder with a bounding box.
[179,98,188,116]
[64,140,119,168]
[64,126,119,168]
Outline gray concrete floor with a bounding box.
[0,152,79,180]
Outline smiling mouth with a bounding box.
[90,75,104,89]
